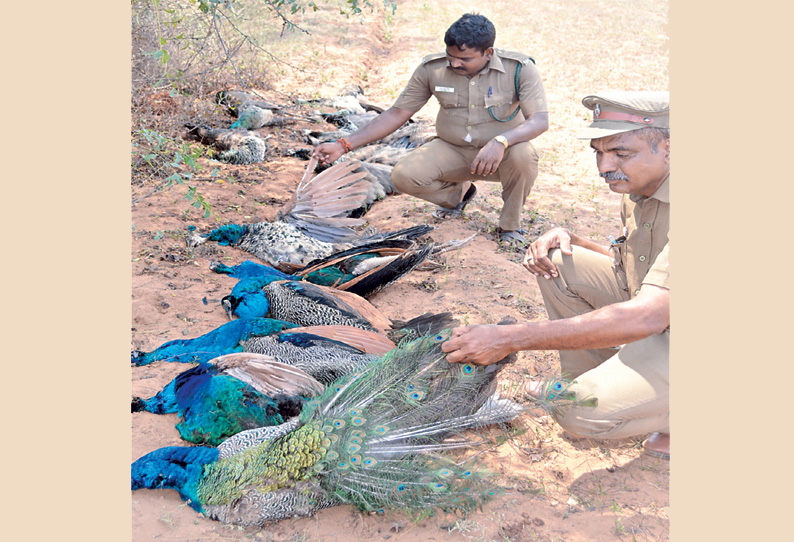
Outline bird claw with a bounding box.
[431,233,478,255]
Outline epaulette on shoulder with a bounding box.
[495,49,536,65]
[421,52,447,65]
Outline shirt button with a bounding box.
[470,104,475,108]
[639,255,647,262]
[470,81,475,86]
[467,125,472,130]
[643,223,651,228]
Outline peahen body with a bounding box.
[132,353,324,446]
[183,124,268,165]
[215,90,294,130]
[131,317,395,367]
[131,329,524,526]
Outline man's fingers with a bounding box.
[559,236,574,255]
[529,246,557,279]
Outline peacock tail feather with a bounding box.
[132,329,519,525]
[526,375,599,415]
[197,421,328,506]
[291,329,509,512]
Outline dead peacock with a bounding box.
[187,157,429,267]
[132,353,325,446]
[131,329,532,526]
[131,317,396,367]
[216,272,458,344]
[303,100,429,204]
[210,239,435,300]
[132,321,406,445]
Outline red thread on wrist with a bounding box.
[337,138,352,153]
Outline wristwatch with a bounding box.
[494,135,509,148]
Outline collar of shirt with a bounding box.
[629,174,670,204]
[444,49,507,77]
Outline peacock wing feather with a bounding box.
[280,158,372,244]
[275,325,396,355]
[262,281,387,333]
[211,352,325,397]
[304,285,393,334]
[331,243,433,298]
[291,238,429,297]
[239,334,376,385]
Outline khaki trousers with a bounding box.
[390,138,539,231]
[537,247,669,439]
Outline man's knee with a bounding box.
[391,158,429,194]
[552,409,625,439]
[535,249,568,292]
[500,142,539,184]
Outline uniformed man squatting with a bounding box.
[442,91,671,459]
[312,13,548,245]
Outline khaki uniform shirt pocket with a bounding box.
[484,91,516,119]
[436,91,463,109]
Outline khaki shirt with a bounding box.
[611,175,670,296]
[642,242,669,290]
[392,49,547,147]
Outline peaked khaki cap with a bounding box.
[577,91,669,139]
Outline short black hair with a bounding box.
[444,13,496,52]
[634,127,670,153]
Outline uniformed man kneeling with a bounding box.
[312,12,549,246]
[442,91,671,459]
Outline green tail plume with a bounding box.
[194,329,516,522]
[526,374,599,415]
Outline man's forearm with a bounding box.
[498,112,549,145]
[505,287,669,351]
[568,231,611,256]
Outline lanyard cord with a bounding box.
[488,60,523,123]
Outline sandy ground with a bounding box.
[131,2,669,540]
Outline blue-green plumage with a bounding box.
[132,446,219,512]
[131,330,529,526]
[205,224,247,246]
[131,317,298,366]
[211,238,432,300]
[220,278,457,346]
[132,329,383,445]
[132,362,304,446]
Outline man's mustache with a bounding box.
[600,171,629,181]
